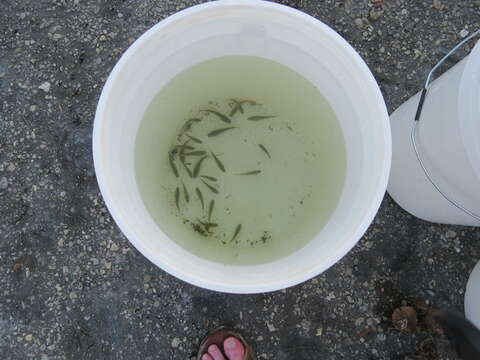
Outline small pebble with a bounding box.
[446,230,457,239]
[38,81,51,92]
[355,317,364,327]
[25,334,33,342]
[392,306,417,332]
[460,29,469,38]
[369,8,383,20]
[171,337,181,348]
[0,177,8,189]
[432,0,443,10]
[266,322,276,332]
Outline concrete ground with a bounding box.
[1,0,479,359]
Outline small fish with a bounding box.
[208,200,215,221]
[195,188,204,209]
[184,150,207,156]
[193,155,209,177]
[201,179,219,194]
[200,221,218,227]
[181,118,202,132]
[182,183,189,203]
[231,224,242,242]
[176,144,195,150]
[229,99,257,116]
[175,187,180,210]
[185,134,203,144]
[229,100,244,116]
[248,115,276,121]
[201,175,218,182]
[199,221,218,232]
[191,222,208,236]
[203,109,231,124]
[169,154,179,178]
[238,170,261,175]
[211,152,225,172]
[170,147,179,156]
[229,104,240,117]
[181,160,193,178]
[179,147,186,164]
[207,127,237,137]
[258,144,271,158]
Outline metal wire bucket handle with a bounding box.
[412,29,480,222]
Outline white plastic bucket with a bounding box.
[93,0,391,293]
[388,40,480,226]
[466,261,480,329]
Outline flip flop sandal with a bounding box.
[197,326,256,360]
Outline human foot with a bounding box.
[197,327,255,360]
[201,336,245,360]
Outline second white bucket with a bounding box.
[387,39,480,226]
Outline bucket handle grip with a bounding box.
[412,29,480,223]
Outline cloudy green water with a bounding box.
[135,56,346,265]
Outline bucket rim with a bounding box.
[92,0,392,293]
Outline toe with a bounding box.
[224,337,245,360]
[202,354,214,360]
[208,344,226,360]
